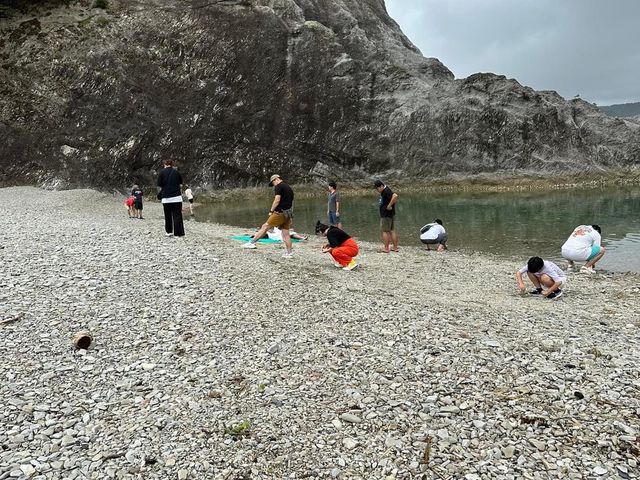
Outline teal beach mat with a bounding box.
[231,235,302,244]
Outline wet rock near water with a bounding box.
[0,187,639,479]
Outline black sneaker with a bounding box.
[546,289,563,299]
[529,288,543,295]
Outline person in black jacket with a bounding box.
[156,159,184,237]
[315,221,359,271]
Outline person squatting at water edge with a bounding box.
[561,224,605,274]
[420,219,447,252]
[242,174,295,258]
[315,221,359,271]
[516,256,566,299]
[157,159,185,237]
[374,179,398,253]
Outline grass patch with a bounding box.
[225,419,251,436]
[95,15,110,26]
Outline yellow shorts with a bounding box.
[267,212,292,230]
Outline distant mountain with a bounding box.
[600,102,640,118]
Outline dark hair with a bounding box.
[373,180,384,188]
[435,219,443,225]
[328,181,337,189]
[527,256,544,273]
[163,159,174,167]
[315,221,329,234]
[591,224,601,234]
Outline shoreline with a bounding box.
[5,169,640,201]
[1,187,639,479]
[193,170,640,202]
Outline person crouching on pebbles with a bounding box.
[316,221,359,271]
[516,256,566,299]
[420,219,447,252]
[561,224,605,273]
[242,174,295,258]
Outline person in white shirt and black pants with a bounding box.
[420,219,447,252]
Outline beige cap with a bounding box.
[269,174,280,185]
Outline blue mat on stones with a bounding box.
[231,235,302,244]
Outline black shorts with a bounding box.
[421,233,447,245]
[134,200,143,210]
[188,199,193,204]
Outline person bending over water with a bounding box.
[420,219,447,252]
[561,224,605,274]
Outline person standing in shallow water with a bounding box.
[327,181,342,229]
[374,180,398,253]
[157,159,184,237]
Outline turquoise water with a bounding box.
[196,187,640,273]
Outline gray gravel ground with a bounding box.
[1,187,639,480]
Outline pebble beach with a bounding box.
[1,187,639,479]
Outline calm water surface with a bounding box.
[196,187,640,273]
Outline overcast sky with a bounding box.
[386,0,639,105]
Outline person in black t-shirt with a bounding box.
[374,180,398,253]
[242,174,295,258]
[131,185,144,219]
[156,159,184,237]
[315,221,359,271]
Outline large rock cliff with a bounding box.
[1,0,639,189]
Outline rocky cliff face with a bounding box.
[1,0,639,190]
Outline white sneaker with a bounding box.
[282,251,293,258]
[164,232,173,237]
[242,242,257,249]
[581,266,596,274]
[334,262,343,268]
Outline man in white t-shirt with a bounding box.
[561,224,605,273]
[419,219,447,252]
